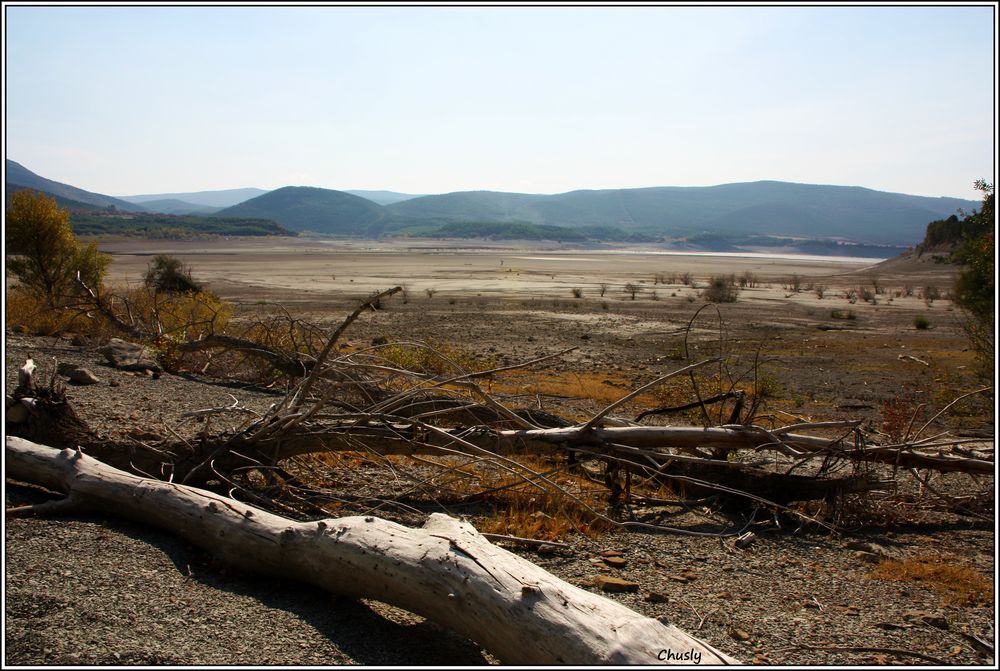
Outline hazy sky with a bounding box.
[4,3,996,200]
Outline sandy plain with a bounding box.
[97,236,893,304]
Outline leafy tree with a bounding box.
[6,190,110,307]
[144,255,204,294]
[951,180,994,377]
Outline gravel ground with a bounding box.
[4,332,995,666]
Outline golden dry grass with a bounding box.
[867,554,994,606]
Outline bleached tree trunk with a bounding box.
[5,436,739,665]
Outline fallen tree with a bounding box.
[5,436,739,665]
[7,286,993,531]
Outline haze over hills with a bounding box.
[120,187,269,209]
[5,159,979,252]
[5,159,146,212]
[344,189,423,206]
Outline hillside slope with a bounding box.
[213,186,385,234]
[5,160,146,212]
[386,181,975,246]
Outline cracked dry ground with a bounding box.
[4,286,995,666]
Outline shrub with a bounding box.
[144,255,203,294]
[913,315,930,330]
[6,190,111,308]
[571,287,583,299]
[702,275,739,303]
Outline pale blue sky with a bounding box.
[4,3,996,199]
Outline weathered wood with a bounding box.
[5,436,739,665]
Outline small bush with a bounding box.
[144,255,203,294]
[830,309,857,320]
[702,275,739,303]
[571,287,583,299]
[913,315,931,330]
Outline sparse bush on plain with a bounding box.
[571,287,583,299]
[921,285,940,306]
[702,275,739,303]
[144,255,203,294]
[913,314,930,330]
[738,271,758,288]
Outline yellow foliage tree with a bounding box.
[5,190,111,307]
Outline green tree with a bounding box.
[5,190,110,307]
[143,254,203,294]
[951,180,994,377]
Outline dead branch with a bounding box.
[5,436,739,665]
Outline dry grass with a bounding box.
[6,286,122,338]
[496,369,634,404]
[867,554,994,606]
[475,476,618,541]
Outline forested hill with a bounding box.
[383,181,976,246]
[212,186,386,234]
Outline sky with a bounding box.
[3,3,997,200]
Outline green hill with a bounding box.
[213,186,386,234]
[5,160,146,212]
[386,181,976,246]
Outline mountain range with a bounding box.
[5,159,977,249]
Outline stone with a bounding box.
[845,540,898,560]
[602,556,627,568]
[98,338,161,372]
[644,591,670,604]
[67,368,100,385]
[594,576,639,593]
[730,628,751,641]
[904,610,949,630]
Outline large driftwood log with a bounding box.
[5,436,739,665]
